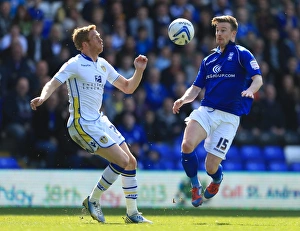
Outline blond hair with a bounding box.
[211,15,238,31]
[72,24,96,51]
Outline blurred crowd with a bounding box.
[0,0,300,169]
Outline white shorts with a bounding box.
[187,106,240,160]
[68,113,125,154]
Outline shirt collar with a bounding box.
[212,41,236,53]
[80,53,97,62]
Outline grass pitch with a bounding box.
[0,207,299,231]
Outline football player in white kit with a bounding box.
[30,25,152,224]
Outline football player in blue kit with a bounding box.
[172,15,263,207]
[30,25,152,223]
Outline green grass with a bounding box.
[0,208,299,231]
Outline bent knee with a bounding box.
[117,155,130,169]
[181,141,196,153]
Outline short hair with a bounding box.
[72,24,96,51]
[211,15,238,31]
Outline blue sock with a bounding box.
[207,164,223,183]
[181,151,200,188]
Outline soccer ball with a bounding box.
[168,18,195,45]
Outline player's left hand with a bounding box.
[241,90,254,98]
[134,55,148,70]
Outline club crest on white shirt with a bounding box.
[95,75,102,83]
[100,136,108,144]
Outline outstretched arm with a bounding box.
[113,55,148,94]
[30,78,62,110]
[241,74,263,98]
[172,85,202,114]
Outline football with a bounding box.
[168,18,195,45]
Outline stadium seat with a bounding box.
[150,143,173,159]
[289,163,300,172]
[172,141,183,161]
[197,160,206,171]
[284,145,300,164]
[195,141,207,159]
[223,160,243,171]
[227,145,240,156]
[0,157,20,169]
[240,145,264,161]
[268,161,288,172]
[263,146,285,161]
[244,160,266,171]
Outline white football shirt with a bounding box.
[54,53,120,126]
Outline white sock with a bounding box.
[122,174,138,216]
[90,164,120,202]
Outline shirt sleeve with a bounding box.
[193,59,207,88]
[240,49,262,79]
[101,58,120,84]
[54,57,78,83]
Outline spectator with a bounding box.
[196,7,215,43]
[27,0,44,21]
[169,0,197,21]
[2,77,33,158]
[152,2,171,41]
[141,109,160,143]
[89,6,110,36]
[31,92,65,168]
[2,39,35,92]
[111,19,127,51]
[259,84,286,144]
[263,27,286,76]
[283,28,300,60]
[250,38,265,65]
[104,1,126,26]
[180,38,198,68]
[161,52,184,87]
[113,96,138,126]
[81,0,104,23]
[12,4,33,37]
[42,23,64,75]
[142,149,164,170]
[254,0,277,40]
[116,36,137,65]
[275,0,298,38]
[116,112,148,148]
[143,67,169,110]
[278,74,299,133]
[212,0,233,17]
[0,23,28,54]
[132,86,150,120]
[285,57,300,87]
[26,20,45,63]
[129,6,154,40]
[30,60,49,96]
[134,25,154,55]
[103,88,125,121]
[0,0,12,39]
[154,45,172,71]
[184,52,204,85]
[235,7,258,46]
[116,54,135,79]
[155,97,184,143]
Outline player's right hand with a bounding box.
[172,99,184,114]
[30,97,44,110]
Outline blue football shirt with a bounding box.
[193,41,261,116]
